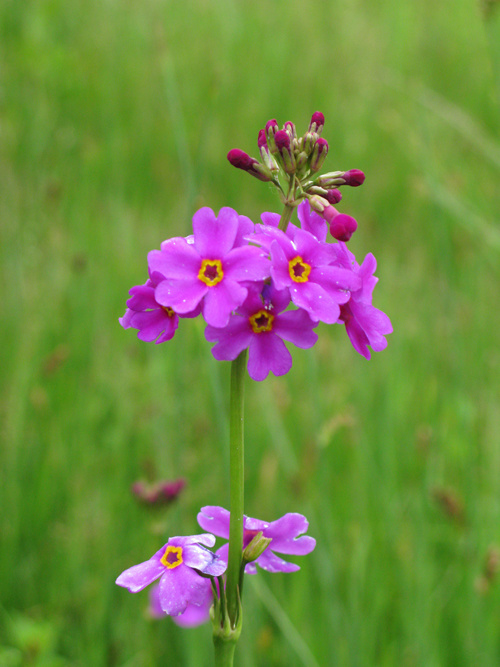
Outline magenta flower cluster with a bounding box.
[116,508,315,627]
[120,201,391,379]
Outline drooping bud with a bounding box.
[274,130,296,174]
[325,188,343,204]
[265,119,279,154]
[342,169,365,187]
[227,149,272,182]
[309,111,325,135]
[242,532,272,565]
[323,207,358,242]
[310,137,329,172]
[258,129,279,173]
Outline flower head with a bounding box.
[116,534,226,617]
[205,284,318,381]
[197,506,316,574]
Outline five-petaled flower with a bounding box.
[116,534,226,616]
[148,207,271,328]
[197,506,316,574]
[205,283,318,381]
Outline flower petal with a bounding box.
[255,550,300,573]
[264,513,317,555]
[247,334,292,381]
[202,281,247,328]
[148,240,200,280]
[193,207,238,258]
[158,567,206,616]
[197,506,230,539]
[273,309,318,349]
[116,554,165,593]
[155,279,207,314]
[289,282,340,324]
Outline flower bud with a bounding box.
[132,478,186,506]
[242,532,272,564]
[284,121,297,140]
[325,188,342,204]
[323,207,358,241]
[265,119,279,154]
[307,194,329,213]
[296,151,309,170]
[309,111,325,135]
[258,129,279,172]
[342,169,365,187]
[227,149,272,182]
[303,132,317,155]
[315,171,345,188]
[310,137,329,172]
[274,130,296,174]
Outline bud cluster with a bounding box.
[227,112,365,242]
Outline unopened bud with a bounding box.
[325,188,342,204]
[296,151,309,170]
[316,171,345,188]
[274,130,296,174]
[284,121,297,140]
[227,149,272,182]
[324,207,358,242]
[309,111,325,135]
[265,119,279,153]
[303,132,317,155]
[258,129,279,172]
[132,478,186,506]
[307,194,329,213]
[342,169,365,187]
[242,532,272,564]
[310,138,329,172]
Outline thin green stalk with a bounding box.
[213,636,237,666]
[225,349,248,624]
[279,176,297,230]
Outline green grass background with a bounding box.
[1,0,500,665]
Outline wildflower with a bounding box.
[131,478,186,506]
[334,243,392,358]
[198,506,316,574]
[116,534,226,616]
[205,284,318,381]
[341,169,365,187]
[149,207,271,328]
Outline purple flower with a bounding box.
[119,277,182,344]
[334,243,392,358]
[116,534,226,617]
[149,578,213,627]
[197,506,316,574]
[149,207,271,328]
[254,223,362,324]
[205,284,318,382]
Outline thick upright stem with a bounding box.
[226,349,248,625]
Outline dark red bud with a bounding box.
[274,130,291,150]
[325,189,342,204]
[310,111,325,126]
[257,129,267,148]
[343,169,365,187]
[227,149,257,171]
[329,213,358,241]
[265,119,278,133]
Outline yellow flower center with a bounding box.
[161,306,175,317]
[249,309,274,333]
[288,256,311,283]
[198,259,224,287]
[160,545,183,569]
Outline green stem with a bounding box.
[226,349,248,625]
[278,176,297,231]
[213,637,237,667]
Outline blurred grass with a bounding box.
[1,0,499,665]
